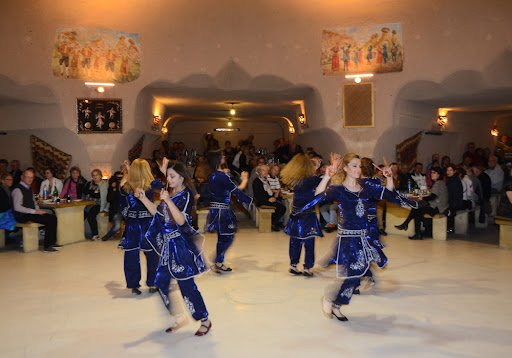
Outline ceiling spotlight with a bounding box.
[84,82,115,92]
[354,77,362,83]
[97,86,105,93]
[227,102,238,116]
[227,120,233,127]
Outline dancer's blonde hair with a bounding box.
[280,153,316,189]
[330,152,360,185]
[123,158,154,193]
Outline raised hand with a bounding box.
[160,189,170,202]
[381,166,392,178]
[134,187,145,199]
[159,157,169,175]
[240,171,249,181]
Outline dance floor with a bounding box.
[1,225,511,357]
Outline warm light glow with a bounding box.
[229,108,236,116]
[97,86,105,93]
[153,115,161,125]
[437,115,448,127]
[438,108,449,117]
[161,127,168,135]
[289,126,295,134]
[490,126,499,137]
[227,120,233,127]
[298,113,306,125]
[84,82,115,87]
[345,73,373,81]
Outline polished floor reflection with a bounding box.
[1,225,511,357]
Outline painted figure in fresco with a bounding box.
[330,43,341,72]
[107,106,117,120]
[105,49,116,73]
[366,45,373,65]
[382,43,389,64]
[95,112,105,129]
[391,42,399,62]
[81,45,93,77]
[342,44,351,72]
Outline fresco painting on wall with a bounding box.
[52,28,141,83]
[77,99,122,134]
[321,23,403,75]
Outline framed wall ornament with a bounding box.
[77,98,122,133]
[342,82,374,128]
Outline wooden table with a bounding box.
[40,200,96,245]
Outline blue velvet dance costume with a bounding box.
[299,181,418,306]
[145,188,209,321]
[119,185,159,289]
[206,171,252,264]
[284,176,323,269]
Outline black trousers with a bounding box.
[16,213,57,248]
[413,206,439,235]
[267,202,286,226]
[85,204,101,236]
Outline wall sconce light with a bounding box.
[153,115,161,126]
[490,126,499,137]
[298,113,306,126]
[289,126,295,134]
[437,115,448,127]
[345,73,374,83]
[161,126,168,135]
[84,82,115,93]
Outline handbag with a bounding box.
[0,209,16,231]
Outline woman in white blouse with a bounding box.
[39,168,63,198]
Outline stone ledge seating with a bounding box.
[16,222,43,253]
[454,210,469,235]
[495,216,512,250]
[254,205,275,233]
[424,213,447,240]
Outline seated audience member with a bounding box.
[0,159,9,177]
[463,142,481,167]
[252,164,286,231]
[60,166,87,200]
[0,173,16,234]
[485,155,504,193]
[440,155,451,178]
[267,164,282,197]
[410,162,427,190]
[39,167,63,198]
[390,162,400,189]
[101,171,124,241]
[398,163,414,192]
[223,140,237,171]
[84,169,108,241]
[10,160,23,186]
[497,166,512,218]
[445,163,464,233]
[472,165,492,223]
[246,156,267,198]
[395,167,448,240]
[426,153,440,172]
[12,168,59,252]
[458,166,476,210]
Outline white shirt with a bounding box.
[39,178,63,197]
[485,165,504,192]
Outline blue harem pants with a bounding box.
[215,233,234,264]
[333,277,361,305]
[289,236,315,269]
[155,268,209,321]
[124,249,159,289]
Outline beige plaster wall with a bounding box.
[1,0,511,174]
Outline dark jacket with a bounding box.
[446,176,464,210]
[252,178,273,207]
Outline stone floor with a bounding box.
[0,219,511,357]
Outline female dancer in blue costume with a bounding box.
[118,159,159,295]
[356,157,395,292]
[280,153,338,276]
[139,160,212,336]
[297,153,419,321]
[206,154,251,273]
